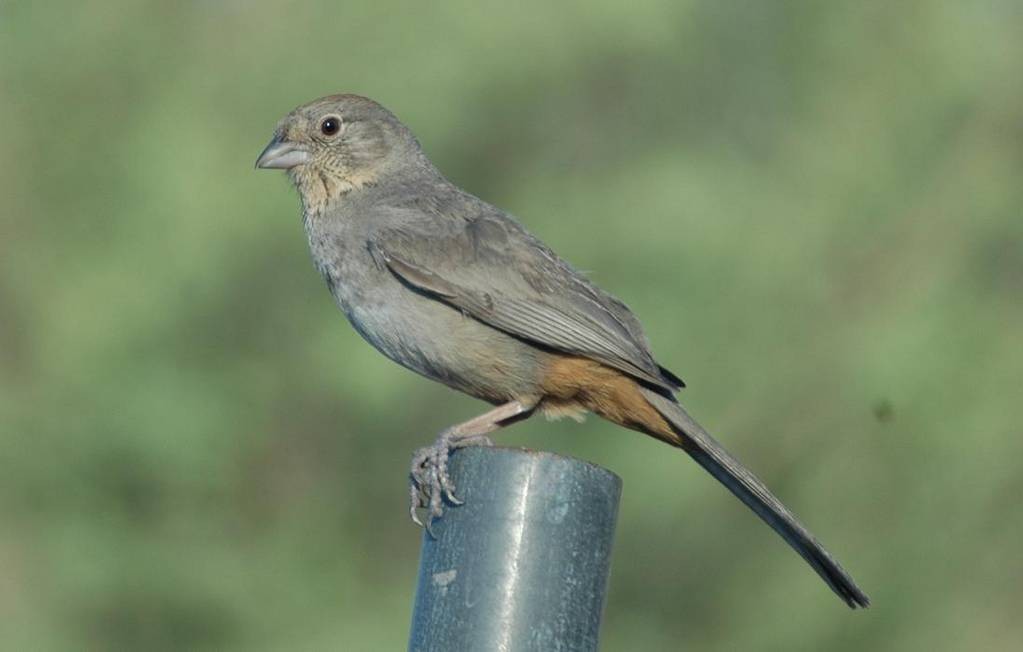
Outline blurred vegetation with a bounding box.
[2,1,1022,650]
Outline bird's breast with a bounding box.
[302,210,544,403]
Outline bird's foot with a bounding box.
[409,428,492,533]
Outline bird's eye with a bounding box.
[320,117,341,136]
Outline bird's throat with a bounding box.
[289,166,376,217]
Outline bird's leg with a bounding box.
[410,399,535,531]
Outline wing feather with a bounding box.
[372,216,683,393]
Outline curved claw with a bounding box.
[408,428,498,531]
[435,458,462,505]
[409,483,425,528]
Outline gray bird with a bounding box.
[255,94,869,608]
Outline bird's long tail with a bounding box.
[640,388,870,608]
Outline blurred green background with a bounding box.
[2,1,1021,650]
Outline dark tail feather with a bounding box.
[641,388,870,608]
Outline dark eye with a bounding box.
[320,117,341,136]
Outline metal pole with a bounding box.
[408,446,622,652]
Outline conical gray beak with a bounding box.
[255,136,311,170]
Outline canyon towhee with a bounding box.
[256,94,868,608]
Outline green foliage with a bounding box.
[1,1,1021,649]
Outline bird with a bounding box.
[255,93,869,608]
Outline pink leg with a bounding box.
[409,399,536,530]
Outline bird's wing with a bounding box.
[373,203,683,393]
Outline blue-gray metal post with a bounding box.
[408,446,622,652]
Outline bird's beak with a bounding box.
[255,136,312,170]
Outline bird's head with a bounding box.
[255,94,425,213]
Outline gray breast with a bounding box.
[303,213,542,403]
